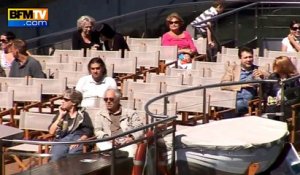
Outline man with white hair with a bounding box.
[94,88,144,157]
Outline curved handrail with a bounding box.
[25,1,214,44]
[145,79,279,120]
[1,115,177,175]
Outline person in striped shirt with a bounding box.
[190,0,224,47]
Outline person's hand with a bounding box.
[69,144,80,150]
[58,106,67,117]
[208,41,215,48]
[252,69,263,80]
[288,34,296,42]
[91,44,100,50]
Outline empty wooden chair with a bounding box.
[122,79,162,98]
[4,111,56,171]
[0,90,15,125]
[53,49,84,58]
[146,45,178,72]
[125,50,160,75]
[264,49,300,58]
[87,50,122,58]
[207,89,237,120]
[193,38,207,55]
[145,72,184,86]
[127,37,161,46]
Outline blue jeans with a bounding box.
[50,133,83,161]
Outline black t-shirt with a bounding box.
[72,30,101,50]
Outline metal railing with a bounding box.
[26,1,300,55]
[2,77,300,174]
[0,116,177,175]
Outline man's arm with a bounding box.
[94,113,109,139]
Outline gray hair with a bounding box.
[104,88,121,100]
[76,15,96,30]
[63,89,83,106]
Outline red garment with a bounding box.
[161,31,197,53]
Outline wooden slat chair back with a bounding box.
[5,111,56,170]
[127,91,162,104]
[120,99,135,110]
[0,90,15,125]
[193,38,207,55]
[174,93,208,125]
[7,84,42,103]
[128,44,147,52]
[256,57,275,72]
[55,70,88,89]
[216,53,240,65]
[165,67,204,85]
[135,99,177,116]
[207,89,237,120]
[69,56,93,67]
[145,72,184,86]
[192,61,228,77]
[125,50,160,70]
[53,49,84,58]
[146,45,178,72]
[122,79,162,98]
[161,83,203,96]
[4,68,10,77]
[264,49,300,58]
[187,75,222,89]
[29,78,67,95]
[43,62,78,72]
[127,37,161,46]
[0,77,29,90]
[106,57,137,74]
[222,47,259,57]
[87,50,122,58]
[33,55,68,64]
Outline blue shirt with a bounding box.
[237,68,257,101]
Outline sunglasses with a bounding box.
[168,21,180,25]
[104,97,115,102]
[63,98,71,102]
[291,26,300,31]
[0,39,8,43]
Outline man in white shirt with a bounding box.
[76,57,117,108]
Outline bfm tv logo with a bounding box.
[8,8,48,27]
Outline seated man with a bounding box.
[9,39,45,78]
[75,57,117,108]
[221,47,269,116]
[48,89,94,161]
[94,88,144,157]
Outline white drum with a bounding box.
[165,116,288,175]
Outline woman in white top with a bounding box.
[0,31,16,68]
[75,57,117,108]
[281,20,300,52]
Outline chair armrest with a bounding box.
[291,103,300,110]
[23,102,42,112]
[37,133,55,140]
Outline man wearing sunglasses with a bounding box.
[94,88,144,157]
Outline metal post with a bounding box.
[234,12,239,46]
[203,88,208,123]
[258,82,263,115]
[111,140,116,175]
[171,122,176,175]
[163,97,168,115]
[0,140,3,175]
[153,130,157,175]
[280,81,285,121]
